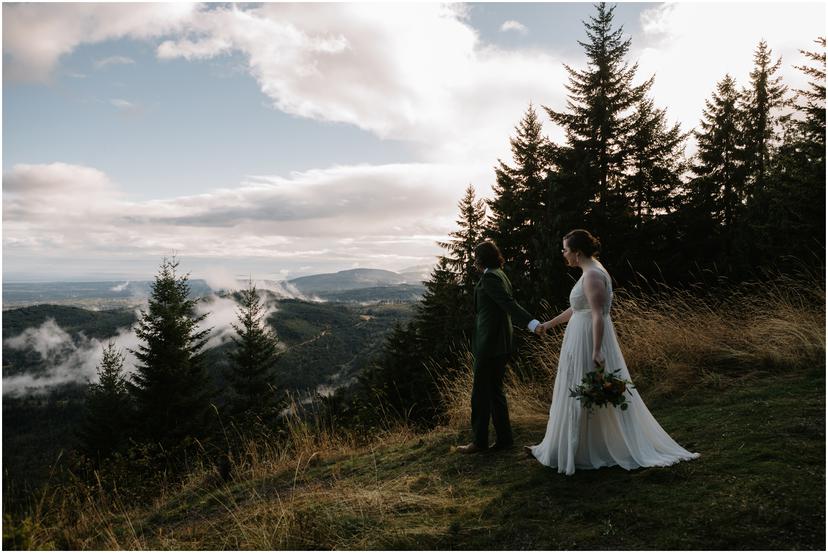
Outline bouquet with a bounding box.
[569,363,634,411]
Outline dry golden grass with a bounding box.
[439,270,826,428]
[12,271,825,550]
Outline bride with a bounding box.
[527,229,699,475]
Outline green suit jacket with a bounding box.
[473,268,534,361]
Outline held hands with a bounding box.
[534,323,546,336]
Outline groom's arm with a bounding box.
[481,273,539,331]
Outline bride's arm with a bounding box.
[583,270,608,365]
[541,307,573,331]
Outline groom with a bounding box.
[457,241,544,454]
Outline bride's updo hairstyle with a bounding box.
[563,229,601,258]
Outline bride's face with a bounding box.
[562,240,578,267]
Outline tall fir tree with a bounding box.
[425,184,488,361]
[226,281,281,421]
[689,74,746,261]
[488,104,553,306]
[545,3,652,214]
[742,37,825,268]
[623,97,689,279]
[624,98,687,222]
[544,2,652,277]
[77,342,132,462]
[793,37,826,167]
[127,257,214,448]
[740,40,788,196]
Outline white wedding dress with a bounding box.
[529,265,699,475]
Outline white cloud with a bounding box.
[632,3,824,139]
[3,3,568,163]
[152,3,567,162]
[2,3,196,83]
[3,161,488,274]
[95,55,135,69]
[3,316,141,396]
[110,98,137,111]
[500,20,528,35]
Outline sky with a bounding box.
[3,2,825,283]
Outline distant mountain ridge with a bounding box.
[3,267,432,308]
[287,268,409,293]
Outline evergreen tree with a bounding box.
[742,37,825,267]
[488,104,553,305]
[793,37,826,166]
[78,342,131,461]
[487,138,528,287]
[621,98,689,278]
[416,258,466,365]
[740,40,788,195]
[624,98,687,222]
[127,257,214,448]
[438,184,487,296]
[545,2,653,224]
[358,321,435,425]
[690,74,746,260]
[226,281,281,421]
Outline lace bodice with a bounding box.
[569,267,613,314]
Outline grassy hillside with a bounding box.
[9,272,824,550]
[16,367,823,550]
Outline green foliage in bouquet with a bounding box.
[569,363,635,411]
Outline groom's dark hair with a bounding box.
[475,241,505,270]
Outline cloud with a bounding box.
[2,3,195,83]
[3,317,141,396]
[631,3,824,141]
[95,55,135,69]
[197,293,286,350]
[109,98,138,112]
[0,294,285,394]
[500,20,528,35]
[152,3,568,162]
[3,161,484,275]
[4,3,571,164]
[111,281,130,292]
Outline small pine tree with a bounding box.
[77,342,131,461]
[226,281,281,421]
[127,256,214,448]
[416,258,466,366]
[439,184,487,295]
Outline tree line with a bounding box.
[350,4,825,428]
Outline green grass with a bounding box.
[50,366,823,550]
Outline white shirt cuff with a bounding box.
[528,319,540,332]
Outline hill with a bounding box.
[16,366,824,550]
[288,268,408,293]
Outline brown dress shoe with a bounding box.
[524,445,536,459]
[456,443,487,454]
